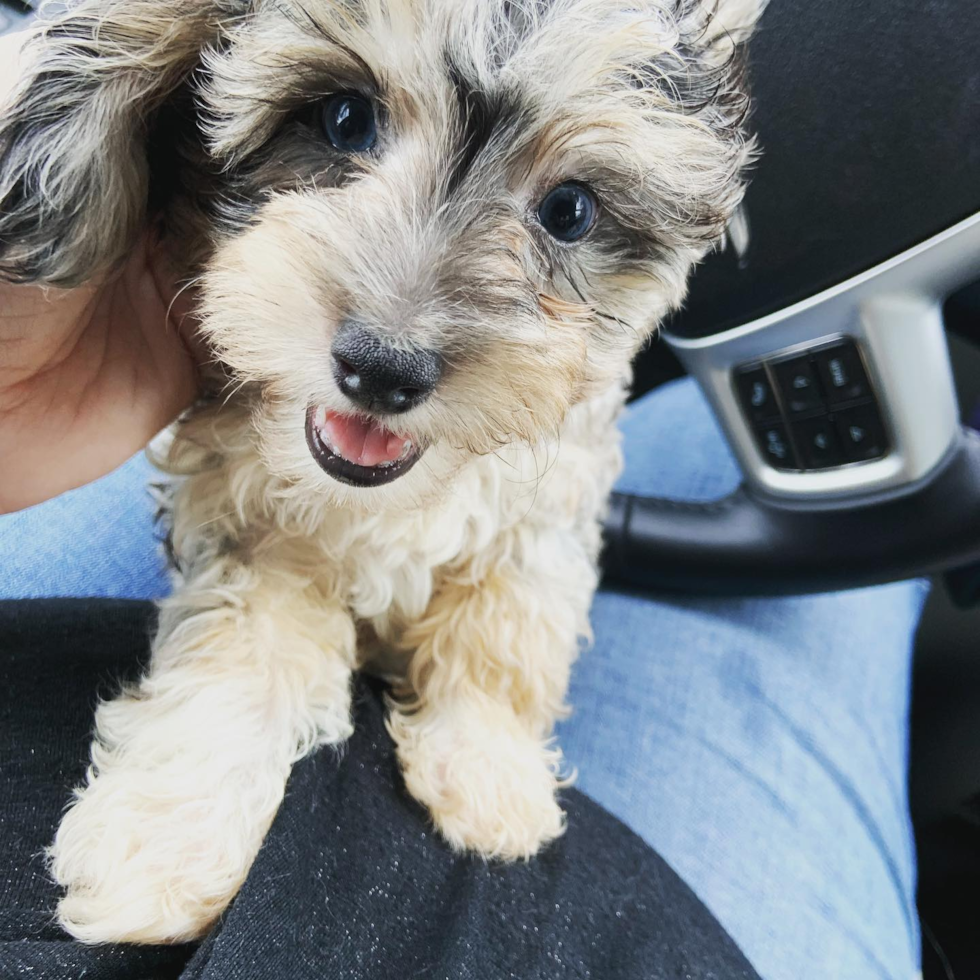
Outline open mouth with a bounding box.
[305,406,423,488]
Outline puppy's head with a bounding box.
[0,0,765,510]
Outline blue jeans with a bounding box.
[0,378,925,980]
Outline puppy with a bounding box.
[0,0,762,944]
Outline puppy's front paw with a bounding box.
[391,700,566,861]
[51,760,287,944]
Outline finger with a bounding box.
[0,255,198,514]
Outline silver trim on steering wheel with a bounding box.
[666,210,980,501]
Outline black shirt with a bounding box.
[0,600,760,980]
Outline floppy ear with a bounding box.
[0,0,245,287]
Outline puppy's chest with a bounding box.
[312,468,505,643]
[338,524,451,637]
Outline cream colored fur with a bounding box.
[1,0,765,945]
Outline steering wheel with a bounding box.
[602,0,980,597]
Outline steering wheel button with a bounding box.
[835,405,888,462]
[754,422,798,470]
[792,418,844,469]
[815,342,872,405]
[735,366,780,423]
[773,357,824,416]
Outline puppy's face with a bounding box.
[194,0,756,509]
[0,0,760,511]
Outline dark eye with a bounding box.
[537,182,597,242]
[321,94,377,153]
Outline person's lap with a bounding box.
[0,378,924,980]
[561,380,924,980]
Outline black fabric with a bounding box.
[0,599,761,980]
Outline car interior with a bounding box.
[2,0,977,976]
[623,3,980,976]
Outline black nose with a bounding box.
[332,321,442,415]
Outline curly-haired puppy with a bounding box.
[0,0,763,944]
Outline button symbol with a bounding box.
[849,425,866,444]
[737,368,778,423]
[766,431,788,459]
[816,343,872,407]
[794,419,843,469]
[756,422,797,470]
[775,357,823,416]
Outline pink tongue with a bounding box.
[321,412,410,467]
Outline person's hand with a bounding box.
[0,30,200,514]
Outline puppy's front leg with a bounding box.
[51,558,356,945]
[389,530,595,861]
